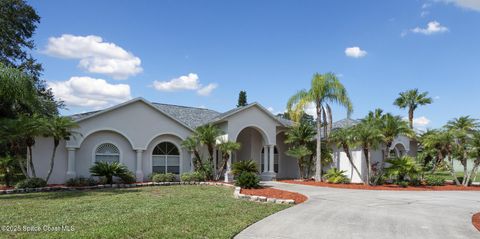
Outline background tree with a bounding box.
[237,90,247,107]
[394,89,432,129]
[329,127,363,183]
[353,122,384,185]
[287,72,352,181]
[285,121,316,178]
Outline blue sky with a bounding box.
[29,0,480,129]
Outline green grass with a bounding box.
[0,186,289,238]
[424,171,480,182]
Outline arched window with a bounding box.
[95,143,120,163]
[261,146,279,173]
[152,142,180,174]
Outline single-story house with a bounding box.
[31,98,416,184]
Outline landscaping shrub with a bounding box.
[119,171,136,184]
[398,181,409,188]
[235,172,260,189]
[232,160,258,177]
[324,168,350,184]
[89,161,129,184]
[15,177,47,189]
[152,173,176,182]
[180,171,205,182]
[425,175,446,186]
[409,178,422,186]
[65,177,97,187]
[385,156,421,183]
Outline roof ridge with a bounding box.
[152,102,219,112]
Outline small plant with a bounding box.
[119,171,136,184]
[15,178,47,189]
[409,178,422,186]
[385,156,421,183]
[232,160,258,177]
[65,177,97,187]
[324,168,350,184]
[180,171,205,182]
[89,161,129,184]
[235,172,260,189]
[152,173,176,182]
[398,181,409,188]
[425,175,446,186]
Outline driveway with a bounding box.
[235,182,480,239]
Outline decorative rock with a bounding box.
[98,185,105,188]
[258,196,267,202]
[0,190,5,194]
[112,184,118,188]
[249,196,259,201]
[275,199,285,204]
[6,190,15,194]
[266,198,277,203]
[285,199,295,204]
[16,189,25,193]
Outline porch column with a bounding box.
[224,152,233,183]
[263,145,268,172]
[269,145,275,173]
[66,147,76,179]
[135,149,144,182]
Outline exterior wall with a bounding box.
[333,147,365,183]
[235,127,264,171]
[276,132,299,179]
[227,106,279,145]
[31,137,68,184]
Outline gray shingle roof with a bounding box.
[331,118,359,129]
[151,103,220,128]
[69,111,101,121]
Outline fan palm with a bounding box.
[215,141,241,180]
[393,89,432,129]
[352,122,384,184]
[329,127,363,183]
[41,116,79,182]
[385,156,421,182]
[287,72,353,181]
[232,160,258,177]
[90,161,129,184]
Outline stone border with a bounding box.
[233,187,295,204]
[0,181,234,195]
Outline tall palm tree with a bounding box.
[329,127,363,183]
[42,116,79,182]
[394,89,432,129]
[287,72,353,181]
[215,141,241,181]
[352,122,384,185]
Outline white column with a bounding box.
[269,145,275,173]
[263,145,268,172]
[135,149,144,182]
[66,147,76,179]
[224,152,233,183]
[213,149,217,178]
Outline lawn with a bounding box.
[0,185,289,238]
[425,171,480,182]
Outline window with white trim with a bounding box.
[152,142,180,174]
[95,143,120,163]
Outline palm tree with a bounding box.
[466,131,480,184]
[16,114,46,178]
[353,122,384,185]
[329,127,363,183]
[384,155,421,183]
[215,141,241,180]
[42,116,79,182]
[284,121,316,179]
[287,72,353,181]
[393,89,432,129]
[195,124,223,163]
[286,146,312,179]
[181,136,203,170]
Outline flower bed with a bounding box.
[241,187,308,203]
[280,180,480,191]
[473,213,480,232]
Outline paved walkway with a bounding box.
[236,182,480,239]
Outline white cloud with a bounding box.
[152,73,218,96]
[48,76,131,108]
[304,103,317,119]
[403,116,431,128]
[411,21,449,35]
[437,0,480,12]
[345,47,367,58]
[44,34,142,79]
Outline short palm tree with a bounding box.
[181,136,203,170]
[352,122,384,185]
[329,127,363,183]
[378,113,414,171]
[195,124,223,163]
[90,161,129,184]
[232,160,258,177]
[287,72,353,181]
[466,132,480,184]
[286,145,312,179]
[385,155,420,183]
[393,89,432,129]
[41,116,79,182]
[215,141,241,180]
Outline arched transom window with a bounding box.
[152,142,180,174]
[95,143,120,163]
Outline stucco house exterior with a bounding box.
[31,98,416,184]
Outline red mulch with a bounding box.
[280,180,480,191]
[473,213,480,232]
[241,187,308,203]
[0,186,13,190]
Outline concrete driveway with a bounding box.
[235,182,480,239]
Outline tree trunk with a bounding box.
[27,145,36,178]
[363,147,371,185]
[15,155,28,178]
[343,145,363,184]
[315,104,322,181]
[408,108,414,129]
[464,159,479,187]
[447,154,461,185]
[215,155,228,181]
[297,157,305,179]
[46,140,59,183]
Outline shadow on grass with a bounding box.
[0,188,143,201]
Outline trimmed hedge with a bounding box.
[425,175,446,186]
[15,178,47,189]
[180,172,206,182]
[152,173,176,182]
[66,177,97,187]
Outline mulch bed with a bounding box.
[0,186,13,190]
[241,187,308,203]
[473,213,480,232]
[280,180,480,191]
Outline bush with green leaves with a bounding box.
[89,161,129,184]
[398,181,409,188]
[235,172,260,189]
[15,177,47,189]
[65,177,97,187]
[425,175,446,186]
[180,171,205,182]
[324,168,350,184]
[151,173,176,182]
[119,171,136,184]
[385,156,421,183]
[232,160,258,177]
[409,178,422,186]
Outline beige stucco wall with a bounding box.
[31,137,68,184]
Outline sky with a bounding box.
[28,0,480,130]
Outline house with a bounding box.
[31,98,416,184]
